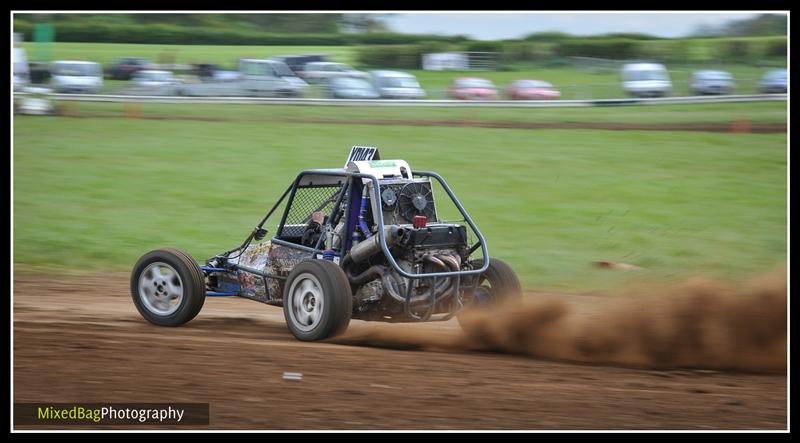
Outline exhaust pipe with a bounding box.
[435,254,461,272]
[349,225,405,264]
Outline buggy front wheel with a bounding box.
[131,248,206,326]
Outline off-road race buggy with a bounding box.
[131,147,522,341]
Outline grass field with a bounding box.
[13,107,786,291]
[23,42,786,98]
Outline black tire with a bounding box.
[457,258,522,326]
[283,260,352,341]
[131,248,206,326]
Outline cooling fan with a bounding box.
[381,187,398,209]
[398,182,435,222]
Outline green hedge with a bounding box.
[765,38,788,57]
[502,36,787,64]
[557,38,642,59]
[464,41,504,52]
[677,36,786,63]
[15,18,785,66]
[350,32,467,45]
[356,35,786,70]
[356,45,421,69]
[14,21,348,45]
[13,20,466,46]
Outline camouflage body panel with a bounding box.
[232,240,313,301]
[233,241,271,301]
[237,272,269,302]
[237,241,271,270]
[267,243,313,299]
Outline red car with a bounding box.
[449,77,498,100]
[507,80,561,100]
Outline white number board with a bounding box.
[345,146,380,167]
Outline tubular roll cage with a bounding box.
[202,169,491,320]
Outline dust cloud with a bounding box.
[336,267,787,372]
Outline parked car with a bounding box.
[759,69,787,94]
[507,80,561,100]
[184,63,239,82]
[180,59,306,98]
[29,61,51,84]
[13,47,29,92]
[271,54,328,75]
[132,70,179,87]
[109,57,151,80]
[449,77,498,100]
[690,70,735,95]
[213,70,244,82]
[324,76,380,99]
[299,62,368,84]
[50,61,103,94]
[621,63,672,98]
[191,63,219,81]
[370,70,426,99]
[239,59,308,89]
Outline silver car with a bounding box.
[180,59,307,97]
[759,69,787,94]
[691,70,735,95]
[299,62,368,84]
[132,70,178,87]
[127,70,182,96]
[324,76,380,99]
[370,70,426,99]
[51,61,103,94]
[241,59,308,91]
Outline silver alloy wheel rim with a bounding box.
[138,262,184,316]
[287,273,324,332]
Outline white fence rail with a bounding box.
[13,92,787,108]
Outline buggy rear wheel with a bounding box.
[131,248,206,326]
[283,260,353,341]
[457,258,522,327]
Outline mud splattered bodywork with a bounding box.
[230,241,271,301]
[225,241,313,303]
[266,244,311,279]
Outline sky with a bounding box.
[384,12,765,40]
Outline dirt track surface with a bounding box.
[13,273,787,430]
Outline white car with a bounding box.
[13,47,30,92]
[132,70,179,87]
[51,61,103,94]
[299,62,368,83]
[621,63,672,98]
[370,70,426,99]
